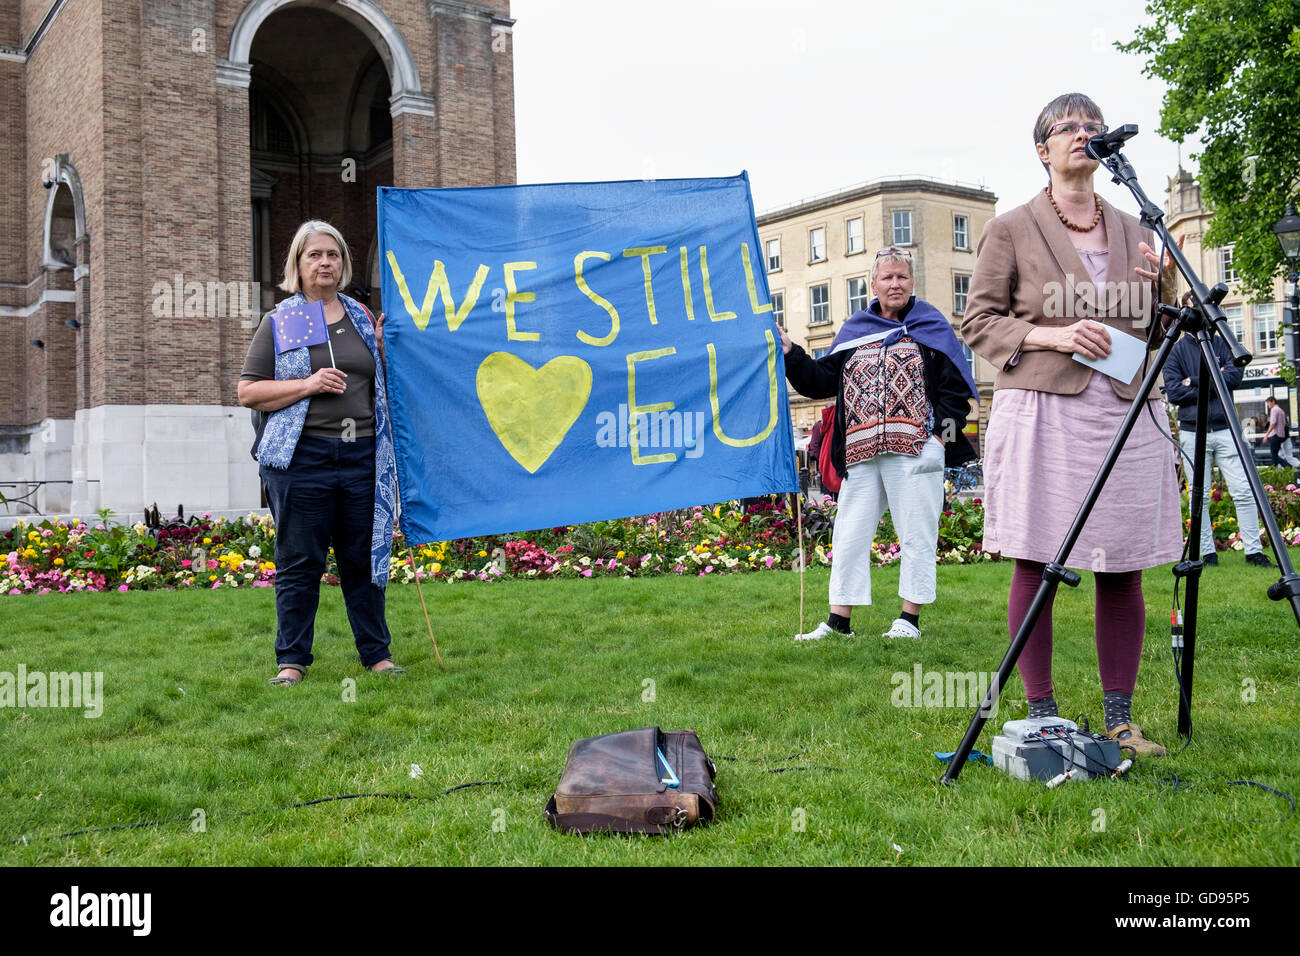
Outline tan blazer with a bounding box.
[961,189,1163,401]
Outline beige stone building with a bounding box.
[757,176,996,445]
[1164,168,1293,433]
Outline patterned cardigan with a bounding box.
[256,291,398,587]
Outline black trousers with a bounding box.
[260,434,393,669]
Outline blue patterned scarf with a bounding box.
[256,292,397,587]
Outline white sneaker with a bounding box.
[882,618,921,639]
[795,621,853,642]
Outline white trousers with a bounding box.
[1179,428,1263,555]
[829,439,944,607]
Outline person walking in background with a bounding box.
[1265,396,1300,469]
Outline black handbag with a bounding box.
[545,727,718,834]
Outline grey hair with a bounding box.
[279,220,353,293]
[1032,93,1105,177]
[870,248,914,282]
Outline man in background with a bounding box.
[1164,336,1272,568]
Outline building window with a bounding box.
[1224,305,1244,344]
[1257,315,1278,353]
[812,346,831,359]
[962,342,976,380]
[953,274,971,315]
[847,276,869,315]
[953,215,969,250]
[809,227,826,263]
[846,217,864,256]
[765,238,781,272]
[809,283,830,324]
[1219,245,1237,284]
[771,291,785,329]
[892,210,912,246]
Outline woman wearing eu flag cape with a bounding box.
[238,220,402,686]
[781,247,977,641]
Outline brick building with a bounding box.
[0,0,516,518]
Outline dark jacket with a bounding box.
[1162,334,1242,432]
[784,322,977,477]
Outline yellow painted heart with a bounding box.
[476,352,593,474]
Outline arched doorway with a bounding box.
[247,4,395,312]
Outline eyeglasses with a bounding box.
[875,247,912,260]
[1046,121,1108,139]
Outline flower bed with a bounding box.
[12,475,1294,594]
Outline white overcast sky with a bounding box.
[511,0,1200,218]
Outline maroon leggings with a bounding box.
[1009,559,1145,700]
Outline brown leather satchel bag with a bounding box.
[545,727,718,834]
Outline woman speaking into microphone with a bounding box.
[961,93,1181,755]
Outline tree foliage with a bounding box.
[1119,0,1300,299]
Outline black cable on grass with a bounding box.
[6,782,503,846]
[1225,780,1295,822]
[714,746,842,774]
[762,766,842,774]
[714,747,810,763]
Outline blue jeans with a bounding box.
[261,434,393,669]
[1180,428,1262,555]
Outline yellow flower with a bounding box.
[203,537,212,544]
[53,558,64,566]
[478,550,487,557]
[23,548,37,559]
[616,551,625,559]
[430,562,441,573]
[27,531,39,542]
[209,574,217,581]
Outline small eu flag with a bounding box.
[271,299,328,354]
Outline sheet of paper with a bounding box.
[1071,328,1148,383]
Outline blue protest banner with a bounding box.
[377,174,796,543]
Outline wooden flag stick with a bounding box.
[406,545,445,670]
[795,490,805,637]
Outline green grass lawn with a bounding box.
[2,554,1297,866]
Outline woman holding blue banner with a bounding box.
[238,220,402,686]
[781,248,977,641]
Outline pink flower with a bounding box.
[607,558,617,570]
[764,556,775,568]
[8,588,19,595]
[117,584,129,592]
[581,568,592,577]
[704,565,714,573]
[181,559,192,568]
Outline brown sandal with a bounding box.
[269,665,305,686]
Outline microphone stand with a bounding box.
[941,135,1300,785]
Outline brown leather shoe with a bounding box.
[1106,722,1167,757]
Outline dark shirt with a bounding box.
[1162,334,1242,432]
[241,312,376,438]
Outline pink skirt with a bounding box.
[982,375,1183,572]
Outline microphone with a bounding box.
[1086,124,1140,161]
